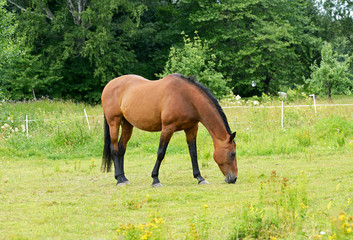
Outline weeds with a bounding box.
[232,171,309,239]
[329,212,353,239]
[125,194,150,210]
[116,215,166,240]
[297,130,311,147]
[232,170,353,239]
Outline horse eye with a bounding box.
[229,152,236,158]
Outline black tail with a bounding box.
[102,116,113,172]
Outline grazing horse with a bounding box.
[101,73,237,187]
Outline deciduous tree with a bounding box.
[307,42,353,99]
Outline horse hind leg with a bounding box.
[114,118,133,186]
[107,116,131,186]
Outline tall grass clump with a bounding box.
[227,97,353,157]
[232,171,309,239]
[231,170,353,239]
[0,99,104,159]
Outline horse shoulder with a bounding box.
[159,79,200,128]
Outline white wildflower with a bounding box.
[253,100,259,106]
[21,125,25,132]
[235,95,241,101]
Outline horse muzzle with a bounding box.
[225,173,237,184]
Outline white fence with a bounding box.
[0,109,104,137]
[1,103,353,137]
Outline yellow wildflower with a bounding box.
[141,230,152,240]
[328,233,337,240]
[153,218,164,224]
[147,222,157,229]
[250,204,254,213]
[336,183,341,191]
[346,228,352,234]
[338,213,347,221]
[327,200,333,210]
[300,203,309,209]
[137,224,145,230]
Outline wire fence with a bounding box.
[1,103,353,138]
[223,102,353,132]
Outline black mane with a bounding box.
[172,73,232,135]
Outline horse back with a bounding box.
[102,74,200,132]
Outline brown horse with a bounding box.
[101,73,237,187]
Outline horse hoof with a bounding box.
[152,183,163,188]
[199,180,210,185]
[116,181,130,187]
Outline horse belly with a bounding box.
[120,97,162,132]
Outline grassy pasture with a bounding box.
[0,96,353,239]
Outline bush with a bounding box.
[157,31,230,98]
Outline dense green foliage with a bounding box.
[158,32,230,98]
[307,42,353,98]
[1,0,353,101]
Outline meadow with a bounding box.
[0,96,352,239]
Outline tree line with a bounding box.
[1,0,353,102]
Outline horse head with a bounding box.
[213,132,238,184]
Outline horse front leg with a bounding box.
[185,125,209,185]
[151,128,174,187]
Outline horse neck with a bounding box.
[194,96,229,144]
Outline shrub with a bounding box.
[157,31,230,98]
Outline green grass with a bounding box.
[0,96,353,239]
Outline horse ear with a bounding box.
[229,131,236,143]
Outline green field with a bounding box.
[1,96,353,239]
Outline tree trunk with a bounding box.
[264,71,271,94]
[327,81,332,101]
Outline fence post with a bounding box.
[26,115,29,137]
[309,94,317,114]
[84,109,91,130]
